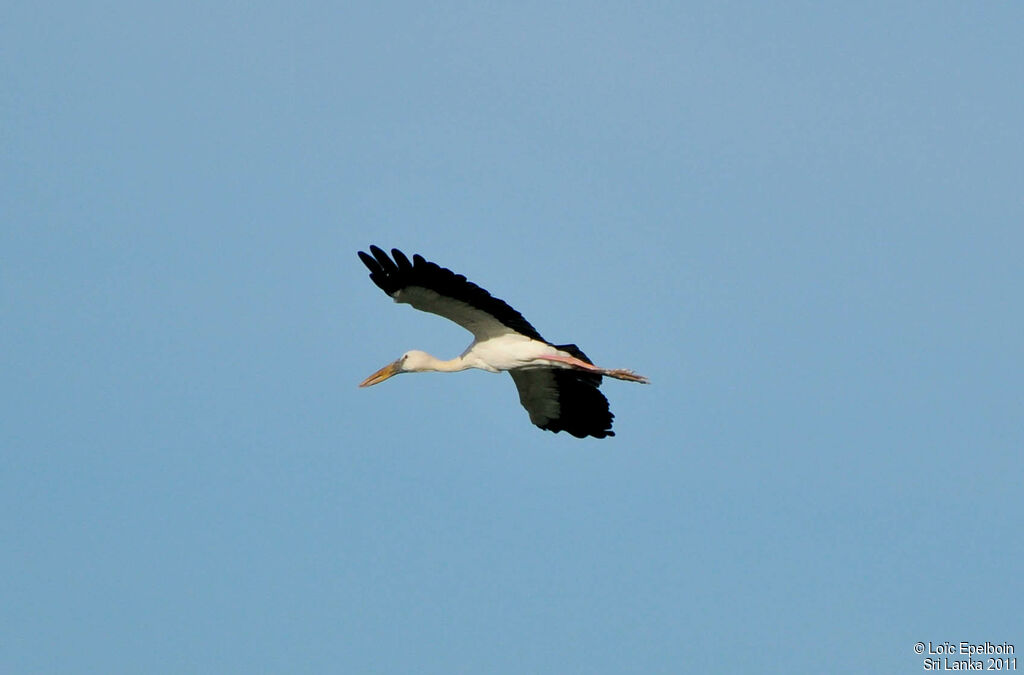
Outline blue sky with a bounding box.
[3,2,1022,673]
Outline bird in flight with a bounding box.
[357,246,648,438]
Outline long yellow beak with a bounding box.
[359,360,401,388]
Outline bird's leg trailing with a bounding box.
[536,354,650,384]
[602,368,650,384]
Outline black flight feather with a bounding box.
[359,245,546,342]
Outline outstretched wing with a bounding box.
[508,342,615,439]
[509,368,614,438]
[358,245,546,342]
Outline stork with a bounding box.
[357,246,648,438]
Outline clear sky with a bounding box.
[3,2,1022,673]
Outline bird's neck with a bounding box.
[422,353,473,373]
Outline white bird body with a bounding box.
[397,337,584,374]
[358,246,648,438]
[461,334,569,371]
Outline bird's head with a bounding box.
[359,350,433,387]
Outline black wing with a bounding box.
[508,344,615,438]
[358,246,546,342]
